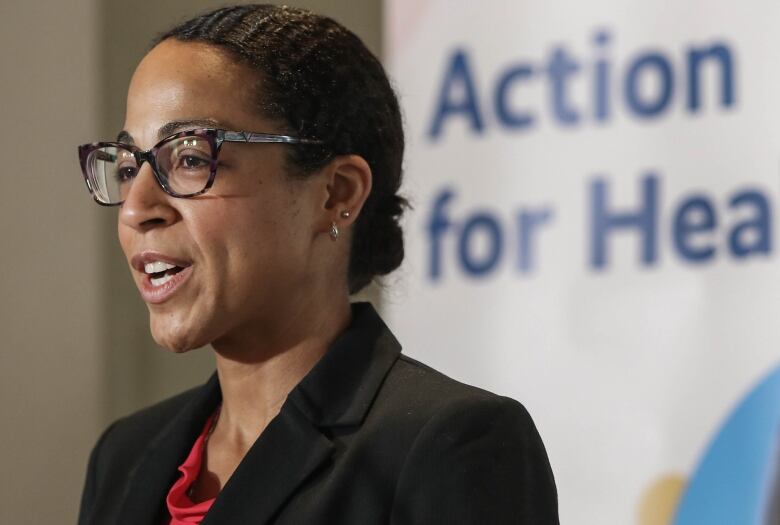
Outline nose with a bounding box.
[118,162,179,232]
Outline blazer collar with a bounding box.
[117,301,401,525]
[287,301,402,427]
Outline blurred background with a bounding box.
[4,1,780,524]
[0,1,380,523]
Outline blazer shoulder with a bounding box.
[385,356,559,524]
[370,353,545,449]
[385,353,518,412]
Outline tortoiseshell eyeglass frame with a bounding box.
[77,128,325,206]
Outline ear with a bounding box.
[321,154,372,232]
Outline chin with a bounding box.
[149,314,211,354]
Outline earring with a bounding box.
[340,210,351,218]
[330,221,339,241]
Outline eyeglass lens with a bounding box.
[86,135,214,204]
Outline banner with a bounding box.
[383,2,780,523]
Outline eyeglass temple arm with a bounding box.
[222,131,323,145]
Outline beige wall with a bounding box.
[0,1,380,522]
[0,1,102,522]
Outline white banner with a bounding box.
[383,1,780,523]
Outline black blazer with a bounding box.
[78,303,558,524]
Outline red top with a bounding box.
[166,410,220,524]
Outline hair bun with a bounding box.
[348,193,408,293]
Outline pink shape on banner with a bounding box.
[385,0,434,59]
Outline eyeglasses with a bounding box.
[77,128,324,206]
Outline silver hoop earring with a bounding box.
[330,221,339,241]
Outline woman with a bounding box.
[76,5,558,524]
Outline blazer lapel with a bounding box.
[201,401,334,524]
[289,302,402,427]
[117,375,221,525]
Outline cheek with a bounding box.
[223,208,310,287]
[225,216,287,274]
[187,205,272,283]
[117,222,134,261]
[187,175,315,280]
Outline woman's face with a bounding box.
[119,39,327,353]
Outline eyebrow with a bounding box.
[116,118,223,145]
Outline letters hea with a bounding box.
[589,175,771,269]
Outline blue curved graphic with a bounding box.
[675,364,780,525]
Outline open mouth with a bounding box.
[144,261,187,287]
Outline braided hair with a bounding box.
[157,4,407,293]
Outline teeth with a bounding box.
[150,273,175,287]
[144,261,176,274]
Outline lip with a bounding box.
[131,251,193,305]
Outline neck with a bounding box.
[211,298,352,450]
